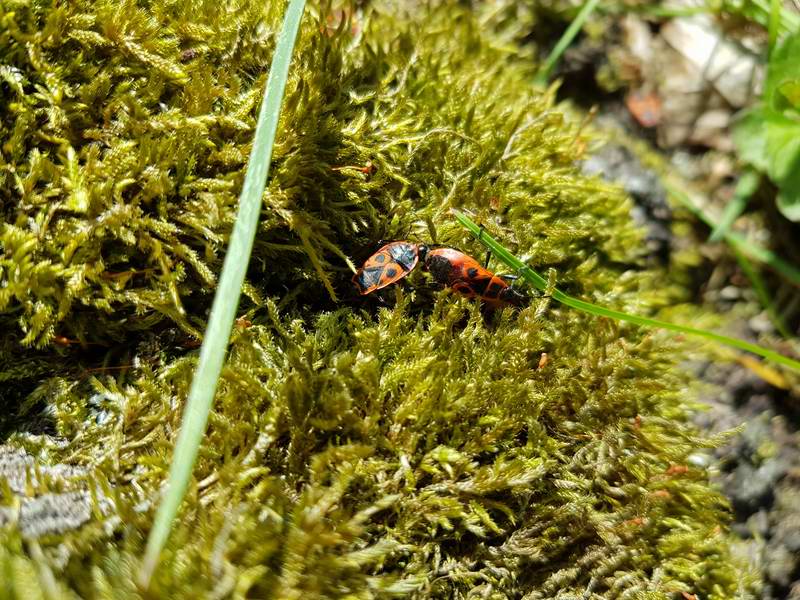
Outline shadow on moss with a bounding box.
[0,0,758,597]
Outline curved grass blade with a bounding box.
[452,210,800,372]
[704,171,791,336]
[708,169,758,242]
[755,0,800,32]
[731,245,792,339]
[664,180,800,287]
[139,0,307,586]
[534,0,602,86]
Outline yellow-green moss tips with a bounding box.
[1,0,759,597]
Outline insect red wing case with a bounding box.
[352,241,422,295]
[424,247,525,308]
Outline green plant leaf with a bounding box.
[138,0,307,587]
[777,189,800,221]
[733,34,800,221]
[765,111,800,220]
[735,106,800,222]
[778,79,800,108]
[732,109,769,172]
[765,32,800,111]
[453,210,800,373]
[765,112,800,182]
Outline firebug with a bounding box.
[352,241,428,295]
[423,247,526,308]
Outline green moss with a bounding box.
[1,0,758,597]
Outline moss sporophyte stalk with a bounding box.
[0,0,761,597]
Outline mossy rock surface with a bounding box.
[0,0,757,597]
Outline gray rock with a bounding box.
[0,491,93,538]
[581,144,672,263]
[0,445,112,539]
[765,544,796,588]
[727,462,779,514]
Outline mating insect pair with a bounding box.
[352,241,527,308]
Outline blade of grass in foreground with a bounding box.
[453,210,800,372]
[139,0,307,587]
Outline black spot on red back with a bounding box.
[452,281,477,297]
[486,280,504,297]
[466,276,492,296]
[426,254,456,284]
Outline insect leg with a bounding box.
[476,224,495,268]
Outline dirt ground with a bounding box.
[582,123,800,599]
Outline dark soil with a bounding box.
[584,137,800,599]
[699,364,800,600]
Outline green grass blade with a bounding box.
[731,246,792,339]
[709,169,759,242]
[751,0,800,32]
[632,4,712,18]
[663,180,800,287]
[139,0,307,586]
[452,210,800,372]
[768,0,781,52]
[534,0,602,86]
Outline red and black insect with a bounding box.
[353,241,526,308]
[352,241,428,295]
[423,247,526,308]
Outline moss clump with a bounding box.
[1,0,757,597]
